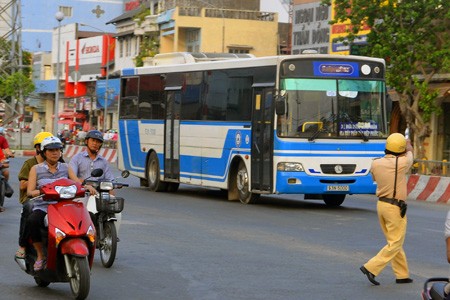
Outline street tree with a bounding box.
[0,37,34,124]
[0,71,35,101]
[322,0,450,157]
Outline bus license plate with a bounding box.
[327,185,349,191]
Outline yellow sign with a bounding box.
[329,0,371,55]
[255,95,261,110]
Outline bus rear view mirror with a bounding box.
[275,99,286,115]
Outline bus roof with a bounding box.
[121,52,385,77]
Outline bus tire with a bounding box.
[323,194,345,207]
[147,152,167,192]
[236,161,259,204]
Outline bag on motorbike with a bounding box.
[5,181,13,198]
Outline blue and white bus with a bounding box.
[117,52,388,206]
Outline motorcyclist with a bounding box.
[69,130,121,236]
[15,131,53,259]
[0,126,15,181]
[26,136,78,271]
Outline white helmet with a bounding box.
[0,127,4,134]
[41,136,63,150]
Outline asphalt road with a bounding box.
[0,157,449,300]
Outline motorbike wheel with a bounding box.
[34,276,50,287]
[69,256,90,300]
[0,179,5,207]
[99,221,117,268]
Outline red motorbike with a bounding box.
[15,176,96,300]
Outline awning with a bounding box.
[58,119,82,126]
[58,111,86,119]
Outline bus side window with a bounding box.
[138,100,152,119]
[120,96,138,119]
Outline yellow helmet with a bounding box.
[386,133,406,153]
[33,132,53,147]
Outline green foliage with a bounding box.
[133,4,160,67]
[0,38,33,77]
[322,0,450,146]
[135,35,160,67]
[0,71,35,101]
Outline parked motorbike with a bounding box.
[85,169,129,268]
[15,176,96,300]
[422,277,450,300]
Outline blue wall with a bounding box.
[22,0,127,52]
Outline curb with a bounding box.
[407,174,450,203]
[13,150,35,157]
[63,145,117,163]
[14,147,117,163]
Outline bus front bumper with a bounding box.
[275,171,377,195]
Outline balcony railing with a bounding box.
[411,159,450,177]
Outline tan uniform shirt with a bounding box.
[370,151,413,201]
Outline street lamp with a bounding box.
[79,23,110,131]
[53,11,64,136]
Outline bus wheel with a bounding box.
[147,152,167,192]
[323,194,345,207]
[236,161,259,204]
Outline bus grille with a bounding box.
[320,164,356,174]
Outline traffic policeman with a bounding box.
[360,133,414,285]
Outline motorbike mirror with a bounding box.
[91,168,104,177]
[121,170,130,178]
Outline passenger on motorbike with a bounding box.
[0,149,9,212]
[15,132,54,259]
[0,126,15,181]
[25,136,79,271]
[69,130,121,235]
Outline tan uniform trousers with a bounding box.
[364,201,409,279]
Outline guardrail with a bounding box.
[411,159,450,177]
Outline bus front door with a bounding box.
[164,89,181,181]
[251,87,274,193]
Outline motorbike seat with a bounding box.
[430,282,448,299]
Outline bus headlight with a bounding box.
[277,162,305,172]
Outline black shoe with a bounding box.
[396,278,413,284]
[360,266,380,285]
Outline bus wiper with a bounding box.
[341,114,369,142]
[308,128,325,141]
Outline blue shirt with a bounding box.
[69,150,114,181]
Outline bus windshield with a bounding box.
[277,78,387,140]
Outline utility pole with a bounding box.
[279,0,293,54]
[0,0,22,126]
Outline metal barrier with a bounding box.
[411,159,450,177]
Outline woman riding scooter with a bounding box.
[25,136,79,271]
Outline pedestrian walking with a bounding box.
[360,133,414,285]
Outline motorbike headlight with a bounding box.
[55,185,77,199]
[99,182,114,191]
[87,225,96,244]
[55,228,66,247]
[277,162,305,172]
